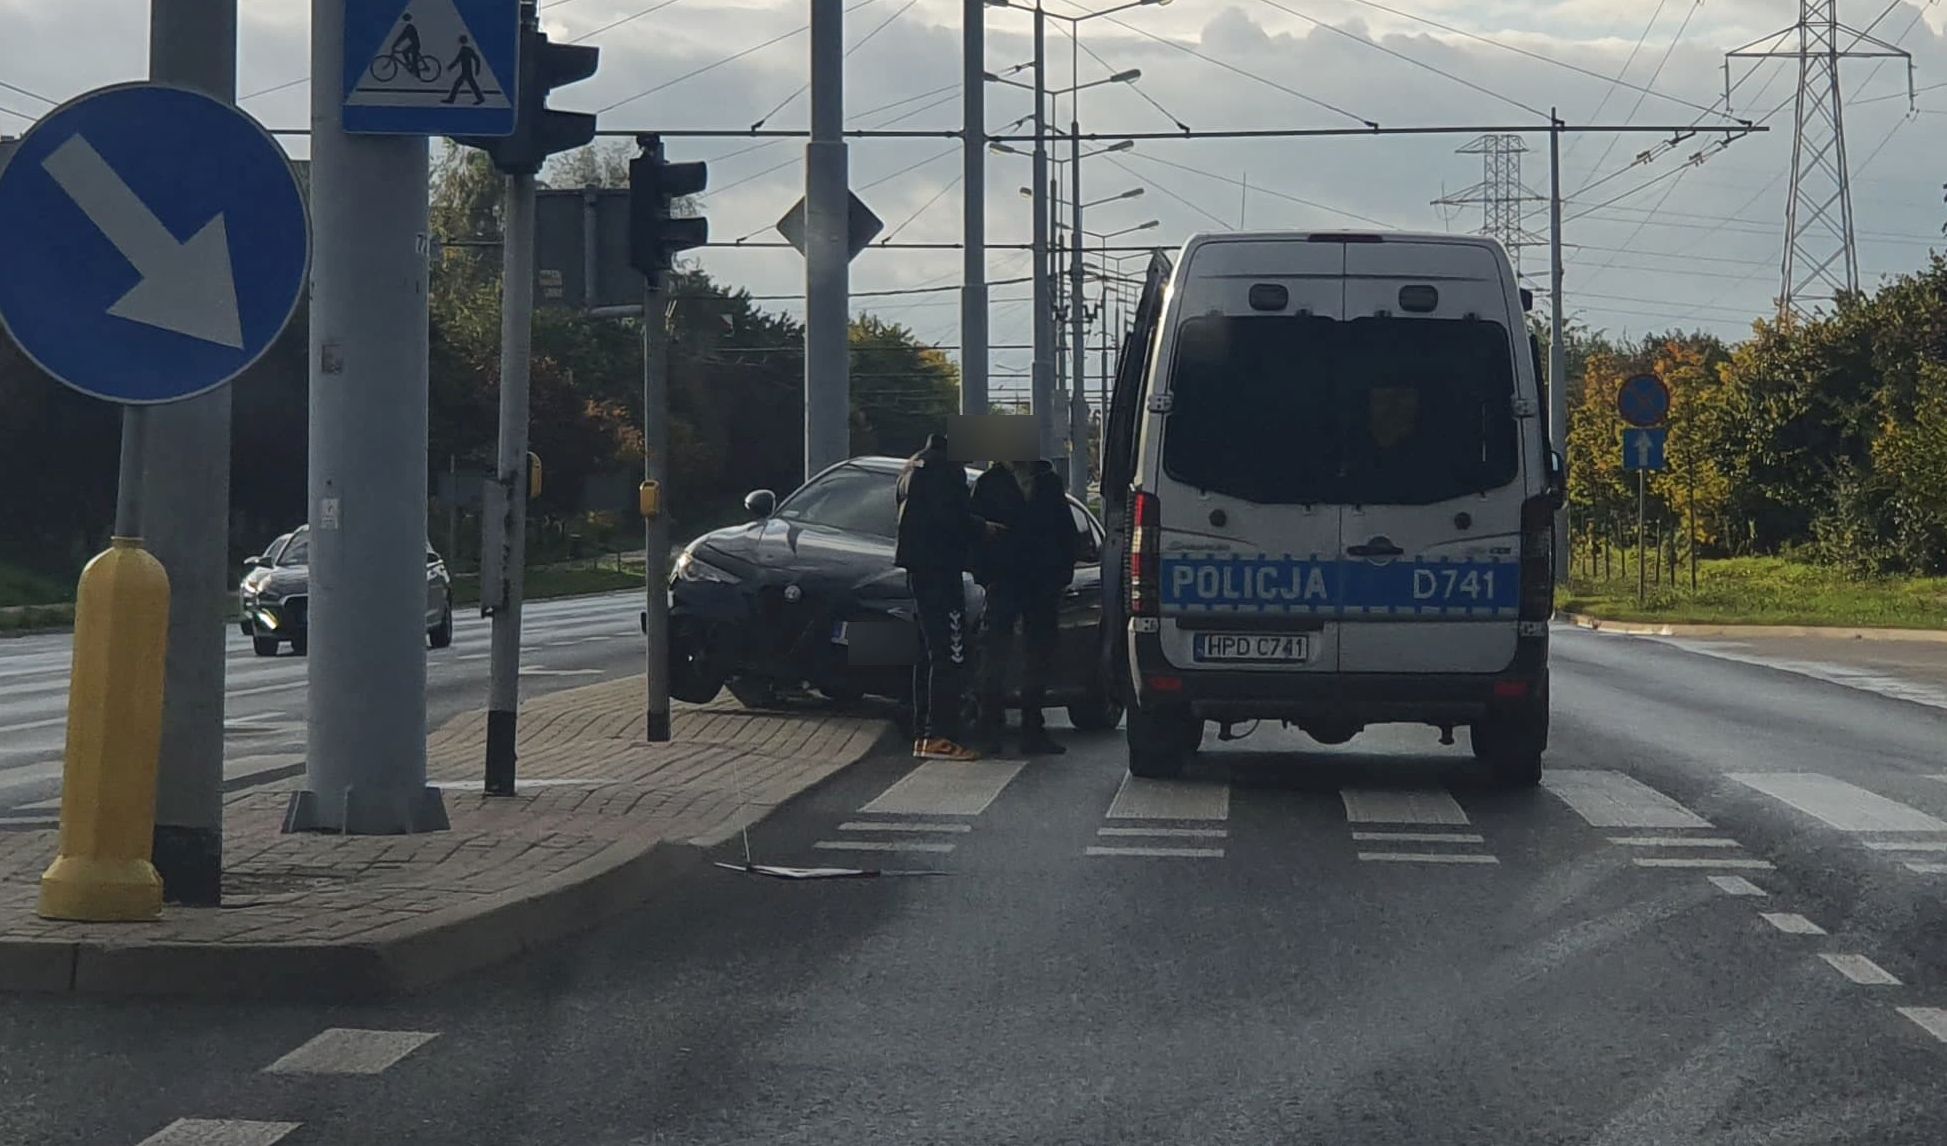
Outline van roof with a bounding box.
[1176,229,1507,252]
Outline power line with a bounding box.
[1117,150,1396,227]
[565,0,688,45]
[1103,155,1231,231]
[0,79,55,106]
[1576,0,1704,189]
[745,0,920,129]
[881,173,963,242]
[1569,0,1672,159]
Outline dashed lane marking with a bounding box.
[813,839,956,854]
[263,1028,439,1075]
[1633,857,1776,870]
[135,1120,301,1146]
[835,821,972,834]
[1105,773,1230,820]
[1339,787,1469,825]
[1760,912,1827,935]
[1096,826,1227,839]
[1897,1007,1947,1044]
[1904,862,1947,874]
[1820,953,1901,986]
[1729,772,1947,833]
[861,760,1025,817]
[1542,769,1712,828]
[1708,875,1769,897]
[1085,845,1224,858]
[1607,836,1742,848]
[1357,852,1499,865]
[1350,831,1485,844]
[1863,840,1947,852]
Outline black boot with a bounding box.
[967,695,1006,756]
[1019,711,1065,756]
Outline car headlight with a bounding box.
[675,549,739,585]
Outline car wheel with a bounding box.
[726,677,779,710]
[238,620,253,638]
[252,634,280,657]
[1470,682,1548,788]
[290,633,308,657]
[1067,693,1125,732]
[429,605,454,649]
[1126,704,1196,779]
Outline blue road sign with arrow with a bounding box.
[1618,372,1671,428]
[343,0,519,136]
[0,83,309,405]
[1622,427,1668,471]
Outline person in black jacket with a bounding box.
[970,457,1077,755]
[895,433,998,761]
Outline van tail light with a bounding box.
[1519,494,1554,623]
[1129,491,1161,618]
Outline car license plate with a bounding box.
[1191,633,1309,664]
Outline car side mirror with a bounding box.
[744,489,777,518]
[1547,449,1566,510]
[1076,529,1102,565]
[243,555,264,569]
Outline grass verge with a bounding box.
[1557,556,1947,629]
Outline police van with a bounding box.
[1096,231,1563,785]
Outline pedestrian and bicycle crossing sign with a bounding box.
[343,0,518,136]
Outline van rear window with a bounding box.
[1161,314,1520,506]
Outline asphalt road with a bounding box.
[0,590,646,817]
[10,623,1947,1145]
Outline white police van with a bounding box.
[1096,231,1562,784]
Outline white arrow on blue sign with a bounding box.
[0,83,309,405]
[1622,427,1668,471]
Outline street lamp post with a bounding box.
[985,0,1163,476]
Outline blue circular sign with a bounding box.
[1617,373,1670,428]
[0,83,309,405]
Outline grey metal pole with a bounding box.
[288,0,446,835]
[1549,111,1570,584]
[804,0,850,478]
[582,187,599,306]
[114,408,147,540]
[642,282,672,742]
[960,0,988,416]
[1068,113,1087,497]
[143,0,235,900]
[1029,5,1054,457]
[484,171,537,796]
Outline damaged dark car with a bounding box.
[657,456,1122,731]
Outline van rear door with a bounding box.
[1336,239,1526,674]
[1149,237,1344,676]
[1100,250,1174,696]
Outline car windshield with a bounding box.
[1162,314,1519,506]
[775,465,897,538]
[276,534,308,566]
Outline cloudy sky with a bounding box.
[5,0,1946,403]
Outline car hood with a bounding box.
[694,520,906,596]
[242,566,309,597]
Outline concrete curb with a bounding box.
[1562,611,1947,642]
[4,718,902,1001]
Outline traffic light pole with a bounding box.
[484,169,537,795]
[641,278,672,743]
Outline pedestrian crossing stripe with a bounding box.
[346,0,511,110]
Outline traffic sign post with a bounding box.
[342,0,520,136]
[0,82,308,920]
[1613,375,1671,607]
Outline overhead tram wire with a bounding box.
[1104,155,1233,231]
[1252,0,1548,120]
[1567,0,1673,163]
[1577,0,1705,192]
[565,0,688,45]
[597,0,882,115]
[1116,150,1398,228]
[0,79,55,106]
[1067,34,1191,133]
[745,0,921,130]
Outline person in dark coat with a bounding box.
[895,433,998,761]
[969,457,1077,755]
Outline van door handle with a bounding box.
[1346,541,1405,558]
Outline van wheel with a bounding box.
[1127,705,1197,779]
[1471,688,1548,788]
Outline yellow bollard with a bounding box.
[38,537,170,922]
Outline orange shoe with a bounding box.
[917,737,981,762]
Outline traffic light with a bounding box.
[629,134,708,283]
[455,25,598,175]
